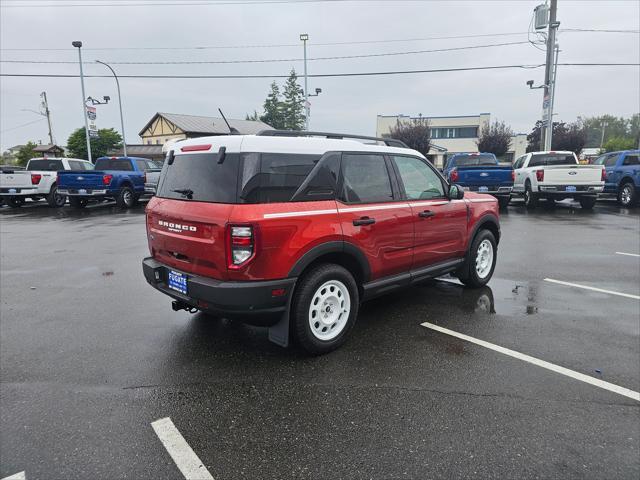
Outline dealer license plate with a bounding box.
[565,186,577,192]
[479,186,489,192]
[168,270,188,295]
[78,189,87,194]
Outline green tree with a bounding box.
[604,136,636,152]
[526,120,586,154]
[476,120,513,157]
[245,111,259,121]
[15,141,38,166]
[66,127,122,161]
[281,70,306,130]
[389,118,432,158]
[260,82,286,129]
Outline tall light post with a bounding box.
[300,33,310,130]
[96,60,127,157]
[72,41,92,163]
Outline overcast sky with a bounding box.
[0,0,638,152]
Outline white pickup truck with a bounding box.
[0,157,93,208]
[512,151,605,209]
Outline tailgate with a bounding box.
[542,165,603,184]
[457,167,513,186]
[57,171,106,189]
[146,197,233,281]
[0,171,32,189]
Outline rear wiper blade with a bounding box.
[172,188,193,198]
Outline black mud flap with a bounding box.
[267,286,295,348]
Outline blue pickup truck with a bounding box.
[443,153,514,208]
[57,156,160,209]
[593,150,639,207]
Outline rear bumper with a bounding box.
[142,257,296,325]
[462,186,512,195]
[0,187,39,196]
[144,183,157,195]
[538,185,603,194]
[58,188,108,196]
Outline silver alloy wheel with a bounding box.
[54,189,65,206]
[621,185,632,205]
[308,280,351,341]
[475,239,494,279]
[123,189,133,206]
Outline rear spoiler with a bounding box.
[256,130,409,149]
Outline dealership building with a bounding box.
[376,113,527,168]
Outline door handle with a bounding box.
[418,210,436,218]
[353,216,375,226]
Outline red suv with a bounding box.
[143,131,500,354]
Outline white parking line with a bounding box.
[1,472,26,480]
[544,278,640,300]
[421,322,640,402]
[616,251,640,258]
[152,417,214,480]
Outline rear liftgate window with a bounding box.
[156,152,239,203]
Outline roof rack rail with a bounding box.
[256,130,409,149]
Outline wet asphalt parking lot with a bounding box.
[1,198,639,480]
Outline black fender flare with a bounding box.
[287,240,371,282]
[469,213,500,248]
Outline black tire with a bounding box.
[524,181,538,210]
[579,196,597,210]
[69,197,88,209]
[497,196,510,209]
[46,184,66,208]
[456,230,497,288]
[116,186,135,209]
[7,196,24,208]
[618,181,637,207]
[291,263,359,355]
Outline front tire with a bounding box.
[456,230,497,288]
[116,186,135,209]
[47,185,66,208]
[618,182,637,207]
[291,264,359,355]
[579,196,597,210]
[69,197,88,209]
[524,182,538,210]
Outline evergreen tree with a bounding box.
[260,82,285,129]
[281,70,306,130]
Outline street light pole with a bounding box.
[541,0,559,151]
[96,60,127,157]
[546,42,560,151]
[72,41,92,163]
[300,33,309,130]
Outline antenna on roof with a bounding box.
[218,108,240,135]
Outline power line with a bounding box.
[0,0,442,7]
[0,41,531,65]
[1,63,637,80]
[0,117,46,133]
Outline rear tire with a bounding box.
[47,184,66,208]
[291,264,359,355]
[497,196,510,209]
[456,230,497,288]
[116,186,135,209]
[69,197,88,209]
[7,196,24,208]
[579,196,597,210]
[524,182,538,210]
[618,182,637,207]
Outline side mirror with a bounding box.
[449,184,464,200]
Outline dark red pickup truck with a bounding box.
[143,131,500,354]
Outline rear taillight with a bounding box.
[536,170,544,182]
[450,168,459,182]
[601,168,606,181]
[103,174,113,185]
[31,174,42,185]
[227,225,255,268]
[511,170,515,181]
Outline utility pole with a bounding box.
[599,121,607,149]
[300,33,310,130]
[40,91,54,145]
[72,41,92,163]
[541,0,559,151]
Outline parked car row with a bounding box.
[0,156,162,209]
[441,149,639,209]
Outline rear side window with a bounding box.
[27,159,63,171]
[239,153,321,203]
[94,158,134,171]
[341,154,394,203]
[529,153,576,167]
[157,152,239,203]
[623,154,639,166]
[68,160,91,170]
[594,154,619,166]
